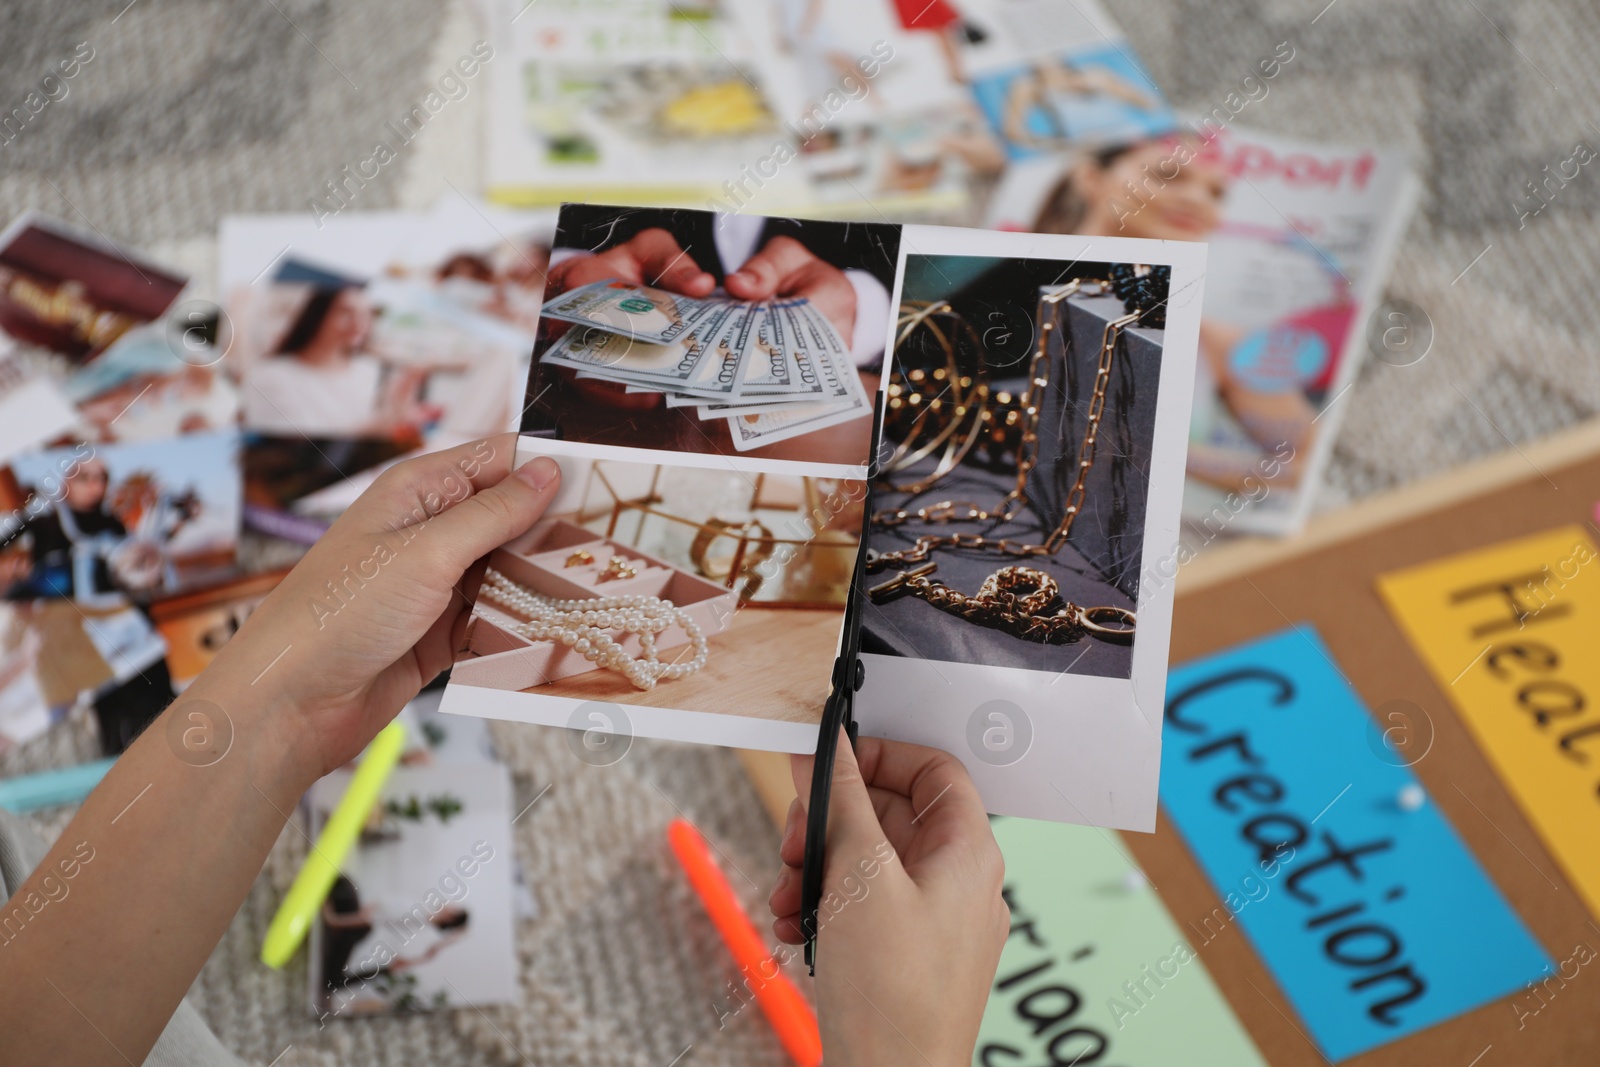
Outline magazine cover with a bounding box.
[990,123,1418,535]
[441,202,1205,830]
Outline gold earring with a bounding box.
[565,549,595,568]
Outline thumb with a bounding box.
[421,456,562,575]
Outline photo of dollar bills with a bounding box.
[539,280,871,451]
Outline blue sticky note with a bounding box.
[1159,626,1551,1061]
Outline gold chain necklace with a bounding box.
[870,562,1137,640]
[868,280,1143,641]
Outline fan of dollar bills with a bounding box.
[539,280,871,451]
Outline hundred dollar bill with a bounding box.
[724,394,866,451]
[731,300,824,399]
[700,302,864,419]
[543,299,739,386]
[623,301,820,401]
[791,299,852,371]
[656,302,776,400]
[725,326,870,450]
[539,279,719,345]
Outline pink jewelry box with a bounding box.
[452,518,737,692]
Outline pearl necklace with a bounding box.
[480,568,709,691]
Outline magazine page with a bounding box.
[989,123,1418,536]
[960,0,1175,160]
[441,202,1205,831]
[724,0,1010,220]
[724,0,1171,221]
[483,0,803,211]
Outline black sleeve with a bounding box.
[758,217,902,293]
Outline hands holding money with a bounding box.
[539,227,875,455]
[547,227,857,342]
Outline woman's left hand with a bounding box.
[215,433,560,783]
[0,433,563,1067]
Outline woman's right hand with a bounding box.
[770,734,1008,1067]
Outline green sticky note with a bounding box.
[977,817,1267,1066]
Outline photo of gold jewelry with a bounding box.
[565,549,595,567]
[596,557,638,583]
[869,563,1134,643]
[689,518,775,582]
[868,283,1141,639]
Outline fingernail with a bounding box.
[516,456,559,491]
[728,270,752,285]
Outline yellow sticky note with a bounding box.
[1377,524,1600,918]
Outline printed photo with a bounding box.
[0,601,52,754]
[520,204,899,471]
[451,217,1208,825]
[149,569,286,689]
[0,352,78,464]
[229,265,522,443]
[0,591,177,754]
[64,325,240,444]
[841,223,1204,832]
[863,252,1165,682]
[0,431,241,603]
[222,207,552,513]
[0,213,186,363]
[443,439,864,753]
[308,761,518,1015]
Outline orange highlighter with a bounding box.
[667,817,823,1067]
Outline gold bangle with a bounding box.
[689,518,774,582]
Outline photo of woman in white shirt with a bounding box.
[242,286,438,439]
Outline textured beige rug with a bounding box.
[4,0,1600,1063]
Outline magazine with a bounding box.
[719,0,1171,221]
[482,0,803,211]
[989,123,1419,536]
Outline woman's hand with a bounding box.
[0,434,561,1067]
[769,734,1008,1067]
[217,433,560,783]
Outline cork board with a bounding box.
[740,417,1600,1064]
[1125,417,1600,1065]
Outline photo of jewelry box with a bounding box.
[452,519,736,694]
